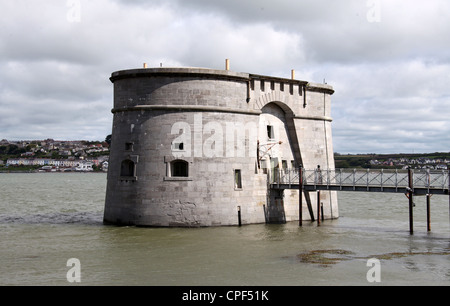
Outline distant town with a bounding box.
[335,152,450,170]
[1,138,449,172]
[0,138,110,172]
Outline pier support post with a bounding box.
[426,194,431,232]
[317,191,321,226]
[408,169,414,235]
[299,166,303,227]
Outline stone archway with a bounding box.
[258,101,303,169]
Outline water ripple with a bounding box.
[0,212,103,225]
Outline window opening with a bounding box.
[171,160,188,177]
[267,125,275,140]
[172,142,184,151]
[125,142,134,151]
[121,159,135,177]
[234,169,242,189]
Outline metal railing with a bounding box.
[270,168,449,191]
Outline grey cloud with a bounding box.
[0,0,449,154]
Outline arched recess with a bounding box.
[171,160,189,177]
[120,159,135,177]
[258,101,303,169]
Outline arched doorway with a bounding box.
[259,102,300,224]
[258,102,297,179]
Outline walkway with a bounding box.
[270,168,449,195]
[269,167,449,234]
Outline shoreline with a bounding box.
[0,170,107,174]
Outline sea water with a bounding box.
[1,173,449,286]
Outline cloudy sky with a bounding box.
[1,0,449,154]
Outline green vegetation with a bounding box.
[294,248,450,267]
[0,144,26,159]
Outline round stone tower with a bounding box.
[104,65,338,227]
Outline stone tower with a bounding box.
[103,65,338,226]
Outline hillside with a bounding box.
[334,152,450,169]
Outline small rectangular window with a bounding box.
[172,142,184,151]
[282,160,288,170]
[120,159,135,177]
[125,142,134,151]
[267,125,275,140]
[234,169,242,189]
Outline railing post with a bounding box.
[366,168,369,191]
[395,169,398,191]
[426,194,431,232]
[443,169,446,190]
[314,168,317,189]
[288,169,291,189]
[327,169,330,189]
[353,169,356,190]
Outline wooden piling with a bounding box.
[426,194,431,232]
[317,191,321,226]
[299,166,303,227]
[321,203,324,222]
[408,169,414,235]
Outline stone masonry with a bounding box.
[103,66,338,227]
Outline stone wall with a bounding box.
[104,67,338,227]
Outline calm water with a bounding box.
[1,173,450,286]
